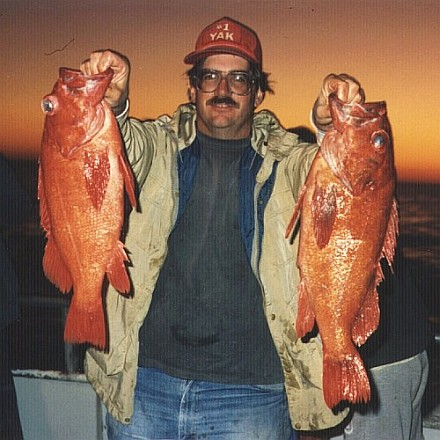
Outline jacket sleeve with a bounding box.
[284,138,318,201]
[115,102,162,191]
[252,110,318,202]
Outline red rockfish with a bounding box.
[286,93,398,408]
[39,68,136,350]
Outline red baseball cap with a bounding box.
[184,17,263,69]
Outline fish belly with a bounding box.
[40,135,125,349]
[296,161,393,407]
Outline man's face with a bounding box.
[189,54,264,140]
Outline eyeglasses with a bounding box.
[194,69,256,96]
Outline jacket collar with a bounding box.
[172,104,301,162]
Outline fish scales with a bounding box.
[39,68,137,350]
[286,93,398,408]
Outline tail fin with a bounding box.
[322,350,371,409]
[64,297,106,350]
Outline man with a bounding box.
[81,17,363,439]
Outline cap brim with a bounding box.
[184,46,259,67]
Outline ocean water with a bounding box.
[397,182,440,318]
[396,182,440,414]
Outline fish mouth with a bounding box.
[329,93,387,132]
[59,67,114,105]
[322,94,390,194]
[51,68,112,158]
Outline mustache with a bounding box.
[206,96,239,107]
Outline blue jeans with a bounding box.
[106,367,295,440]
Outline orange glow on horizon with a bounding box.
[1,1,439,183]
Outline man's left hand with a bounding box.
[312,73,365,131]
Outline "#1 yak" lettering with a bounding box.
[210,23,234,41]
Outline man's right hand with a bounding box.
[80,50,130,115]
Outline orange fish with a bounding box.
[286,93,398,408]
[38,68,136,350]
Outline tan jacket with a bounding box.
[84,103,348,431]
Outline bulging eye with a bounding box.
[41,95,58,115]
[370,130,389,152]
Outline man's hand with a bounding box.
[312,73,365,132]
[80,50,130,115]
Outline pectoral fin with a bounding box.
[295,280,316,338]
[106,240,131,294]
[285,185,306,240]
[118,154,137,209]
[312,184,337,248]
[381,198,399,268]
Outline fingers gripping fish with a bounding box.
[286,93,398,408]
[39,68,137,350]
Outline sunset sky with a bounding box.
[1,0,439,182]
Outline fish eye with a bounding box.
[41,96,58,115]
[370,130,389,152]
